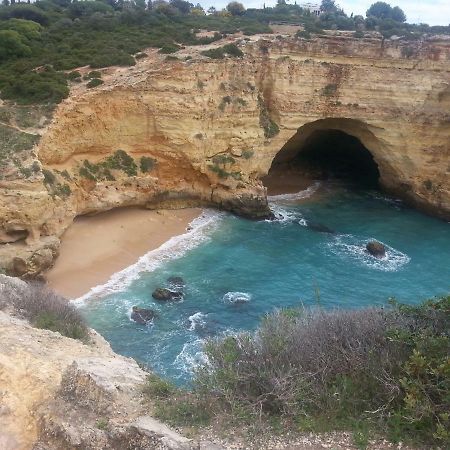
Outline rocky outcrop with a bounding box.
[366,241,386,258]
[152,287,183,301]
[0,33,449,276]
[131,306,156,324]
[0,275,209,450]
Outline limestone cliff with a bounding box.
[0,275,203,450]
[0,33,449,276]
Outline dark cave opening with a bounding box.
[264,129,381,194]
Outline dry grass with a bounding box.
[3,281,89,341]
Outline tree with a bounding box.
[321,0,338,13]
[169,0,192,14]
[0,30,31,62]
[207,6,216,14]
[366,2,392,19]
[226,1,245,16]
[366,2,406,23]
[391,6,406,22]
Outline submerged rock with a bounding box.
[306,222,335,234]
[366,241,386,258]
[223,292,252,304]
[130,306,156,324]
[152,288,183,301]
[167,276,185,289]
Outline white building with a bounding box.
[301,2,321,16]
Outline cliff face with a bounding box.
[0,34,449,276]
[0,275,196,450]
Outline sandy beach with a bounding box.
[262,170,315,196]
[45,207,201,299]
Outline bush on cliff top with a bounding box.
[5,282,89,341]
[147,296,450,447]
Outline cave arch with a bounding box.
[264,118,390,193]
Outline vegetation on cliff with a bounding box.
[145,296,450,448]
[0,279,89,341]
[0,0,448,106]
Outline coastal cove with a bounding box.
[73,182,450,384]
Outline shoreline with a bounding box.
[45,175,315,300]
[45,207,202,299]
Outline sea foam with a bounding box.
[327,235,410,272]
[73,209,224,305]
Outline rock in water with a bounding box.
[130,306,156,324]
[167,276,185,289]
[366,241,386,258]
[152,288,183,301]
[306,222,335,234]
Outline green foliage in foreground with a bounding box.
[3,282,89,341]
[144,296,449,447]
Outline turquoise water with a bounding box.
[78,183,450,384]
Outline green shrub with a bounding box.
[201,47,225,59]
[154,395,212,427]
[95,418,108,430]
[208,164,229,179]
[241,150,253,159]
[258,95,279,138]
[212,154,235,165]
[201,43,243,59]
[6,282,89,341]
[222,43,243,57]
[158,43,181,54]
[86,78,103,88]
[135,52,148,59]
[42,168,56,184]
[218,95,232,111]
[104,149,137,176]
[142,373,177,399]
[140,156,156,173]
[0,70,69,104]
[79,165,96,181]
[322,83,337,96]
[87,70,102,79]
[66,70,81,80]
[296,30,311,39]
[194,296,450,446]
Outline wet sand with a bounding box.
[262,169,315,196]
[45,207,201,299]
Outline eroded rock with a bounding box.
[366,241,386,258]
[152,288,183,301]
[130,306,156,325]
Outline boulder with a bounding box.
[152,288,183,301]
[306,222,335,234]
[131,307,156,324]
[366,241,386,258]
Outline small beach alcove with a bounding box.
[263,118,383,193]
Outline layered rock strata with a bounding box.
[0,33,449,276]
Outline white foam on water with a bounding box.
[223,291,252,304]
[266,183,320,224]
[327,235,410,272]
[188,312,208,331]
[173,338,208,378]
[267,203,305,224]
[73,209,225,305]
[267,181,321,202]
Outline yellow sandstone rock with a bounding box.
[0,34,449,276]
